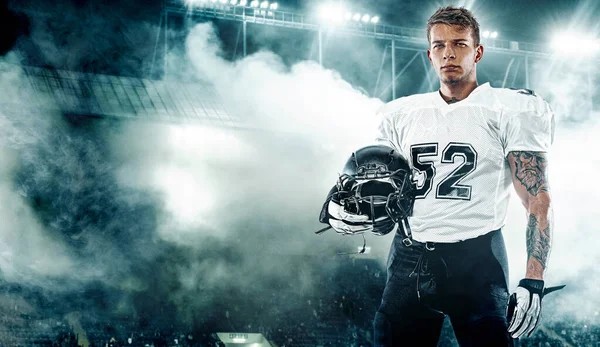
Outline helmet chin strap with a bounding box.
[336,233,367,256]
[335,221,401,256]
[315,225,332,235]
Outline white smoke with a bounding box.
[0,61,77,285]
[110,22,388,256]
[0,14,390,333]
[0,145,75,283]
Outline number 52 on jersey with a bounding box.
[411,142,478,201]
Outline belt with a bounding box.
[402,237,436,251]
[404,229,503,253]
[399,220,437,251]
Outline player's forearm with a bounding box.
[525,197,553,280]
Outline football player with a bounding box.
[319,6,563,346]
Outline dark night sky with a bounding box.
[7,0,599,43]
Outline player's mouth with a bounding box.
[442,65,460,71]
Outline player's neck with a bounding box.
[439,80,479,104]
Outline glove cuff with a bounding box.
[518,278,545,295]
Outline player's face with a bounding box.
[427,24,483,86]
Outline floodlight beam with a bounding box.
[552,32,600,56]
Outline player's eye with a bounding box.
[456,42,466,47]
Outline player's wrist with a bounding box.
[518,278,544,294]
[525,260,545,280]
[524,273,544,280]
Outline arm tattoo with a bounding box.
[526,214,552,270]
[510,151,549,196]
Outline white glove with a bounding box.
[507,279,565,339]
[507,281,542,338]
[327,200,373,235]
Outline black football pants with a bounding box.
[373,229,516,347]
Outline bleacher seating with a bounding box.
[0,258,598,347]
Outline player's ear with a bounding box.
[474,44,484,63]
[427,49,433,64]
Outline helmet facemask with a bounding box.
[335,167,413,236]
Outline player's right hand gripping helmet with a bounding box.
[334,145,414,236]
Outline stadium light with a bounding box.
[318,3,346,25]
[319,4,334,18]
[250,0,259,7]
[552,32,600,56]
[317,4,379,26]
[216,333,270,347]
[230,0,237,4]
[239,0,247,5]
[482,30,498,39]
[219,0,228,3]
[269,2,277,10]
[260,1,269,8]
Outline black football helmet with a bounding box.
[333,145,414,236]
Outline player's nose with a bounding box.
[443,46,456,59]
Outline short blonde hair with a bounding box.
[426,6,481,45]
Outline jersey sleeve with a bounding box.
[500,97,555,156]
[374,108,405,157]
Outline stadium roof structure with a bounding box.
[0,62,242,127]
[160,0,579,100]
[164,0,551,57]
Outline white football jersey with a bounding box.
[376,83,554,243]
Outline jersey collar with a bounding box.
[434,82,491,107]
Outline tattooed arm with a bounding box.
[508,151,553,280]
